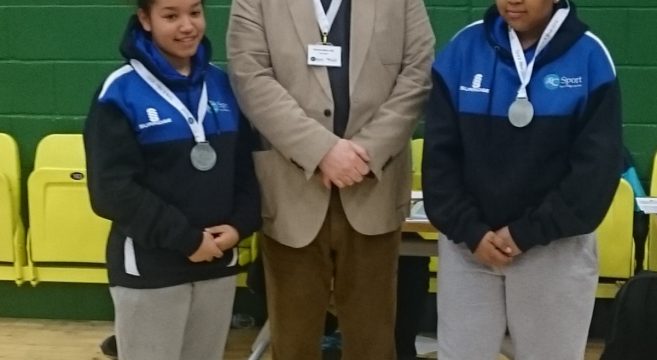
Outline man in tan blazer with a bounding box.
[228,0,434,358]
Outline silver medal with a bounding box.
[508,98,534,128]
[190,142,217,171]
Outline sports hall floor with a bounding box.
[0,317,605,359]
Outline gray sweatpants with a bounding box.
[110,276,236,360]
[437,233,598,360]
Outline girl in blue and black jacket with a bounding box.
[83,0,260,358]
[422,0,621,358]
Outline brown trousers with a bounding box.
[262,192,401,360]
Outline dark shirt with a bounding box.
[321,0,351,138]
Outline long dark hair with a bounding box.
[135,0,204,11]
[135,0,154,10]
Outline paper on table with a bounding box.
[415,334,438,357]
[636,197,657,214]
[409,200,427,220]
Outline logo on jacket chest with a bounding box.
[138,108,172,129]
[208,100,231,113]
[459,73,490,94]
[544,73,583,90]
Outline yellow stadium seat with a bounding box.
[238,234,254,267]
[409,138,439,292]
[0,133,26,284]
[25,134,110,285]
[647,152,657,271]
[411,138,423,191]
[596,178,635,298]
[236,233,258,288]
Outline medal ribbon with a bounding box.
[312,0,343,44]
[130,59,208,143]
[508,3,570,100]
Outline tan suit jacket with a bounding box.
[227,0,435,247]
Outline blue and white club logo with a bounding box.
[544,74,560,90]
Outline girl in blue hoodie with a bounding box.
[423,0,622,358]
[84,0,261,358]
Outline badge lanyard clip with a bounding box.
[312,0,342,45]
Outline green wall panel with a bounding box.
[5,6,130,61]
[427,8,471,48]
[0,63,56,115]
[578,9,630,65]
[0,8,7,60]
[618,67,657,125]
[623,124,657,181]
[53,62,122,115]
[470,7,488,22]
[627,10,657,65]
[205,6,232,62]
[576,0,657,8]
[471,0,492,7]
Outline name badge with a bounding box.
[307,44,341,67]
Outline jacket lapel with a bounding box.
[286,0,332,99]
[349,0,375,95]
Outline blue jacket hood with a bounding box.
[119,15,212,89]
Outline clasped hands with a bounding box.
[474,226,523,268]
[188,224,240,263]
[319,139,371,189]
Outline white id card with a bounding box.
[307,44,342,67]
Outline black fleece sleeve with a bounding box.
[226,114,262,239]
[509,80,623,251]
[84,97,203,256]
[422,72,491,252]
